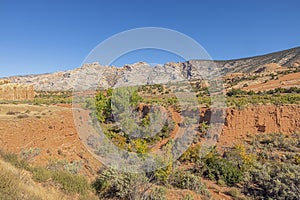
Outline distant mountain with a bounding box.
[2,46,300,91]
[211,46,300,74]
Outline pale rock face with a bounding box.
[114,62,153,87]
[148,64,185,84]
[0,61,223,91]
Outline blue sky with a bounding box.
[0,0,300,77]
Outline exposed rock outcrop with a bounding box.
[214,105,300,147]
[222,105,300,135]
[196,105,300,148]
[0,82,34,101]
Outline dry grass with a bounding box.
[0,158,74,200]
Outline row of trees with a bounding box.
[227,87,300,97]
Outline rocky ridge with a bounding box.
[2,46,300,91]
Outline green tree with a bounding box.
[110,86,143,138]
[95,92,110,123]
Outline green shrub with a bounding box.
[199,121,209,133]
[147,186,167,200]
[52,171,89,194]
[0,151,30,170]
[17,114,29,118]
[47,160,82,174]
[133,138,149,155]
[32,167,52,182]
[95,92,110,123]
[226,188,242,198]
[217,179,227,187]
[93,167,150,199]
[6,111,19,115]
[243,133,300,199]
[170,170,209,196]
[32,166,89,194]
[64,160,83,174]
[182,193,194,200]
[20,147,41,161]
[179,144,201,163]
[245,162,300,200]
[154,165,172,185]
[250,133,300,164]
[224,144,256,171]
[202,150,243,186]
[227,89,247,97]
[153,143,173,185]
[47,159,83,174]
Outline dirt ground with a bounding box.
[0,104,102,177]
[243,72,300,91]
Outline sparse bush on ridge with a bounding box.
[241,133,300,199]
[226,188,243,199]
[169,170,209,196]
[179,144,201,163]
[32,166,52,182]
[6,110,19,115]
[93,167,152,200]
[33,166,89,194]
[146,186,167,200]
[0,150,31,170]
[201,149,244,186]
[52,171,90,194]
[47,159,83,174]
[182,193,195,200]
[17,113,29,118]
[244,162,300,199]
[20,147,41,161]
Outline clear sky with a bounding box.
[1,0,300,77]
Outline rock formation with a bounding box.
[0,80,34,101]
[1,46,300,91]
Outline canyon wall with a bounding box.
[200,105,300,147]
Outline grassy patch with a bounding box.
[52,171,90,194]
[0,150,91,196]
